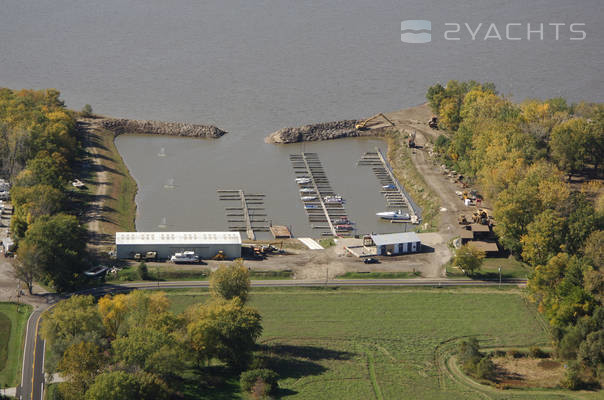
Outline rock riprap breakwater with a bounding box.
[265,120,381,143]
[90,118,227,138]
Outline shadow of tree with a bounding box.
[254,343,357,381]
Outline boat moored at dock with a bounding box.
[376,210,410,220]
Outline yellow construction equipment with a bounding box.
[212,250,226,260]
[472,208,489,225]
[355,113,395,130]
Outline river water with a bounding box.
[1,0,601,237]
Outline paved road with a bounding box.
[20,278,526,400]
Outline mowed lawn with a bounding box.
[167,287,558,400]
[0,302,32,387]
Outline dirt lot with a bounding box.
[492,357,565,388]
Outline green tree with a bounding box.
[137,262,149,280]
[550,118,592,177]
[57,342,105,400]
[520,209,566,267]
[583,230,604,269]
[81,104,93,118]
[13,241,42,294]
[453,244,485,276]
[84,371,140,400]
[20,213,87,291]
[577,330,604,369]
[187,298,262,369]
[240,368,279,396]
[40,295,103,346]
[210,259,251,302]
[15,151,69,188]
[112,326,182,377]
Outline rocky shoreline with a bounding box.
[265,120,389,144]
[89,117,227,138]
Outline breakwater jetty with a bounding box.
[84,117,227,138]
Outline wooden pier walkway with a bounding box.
[358,147,420,223]
[290,152,350,237]
[217,189,269,240]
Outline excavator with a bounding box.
[408,130,417,148]
[355,113,395,130]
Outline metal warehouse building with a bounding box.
[116,231,242,260]
[370,232,421,256]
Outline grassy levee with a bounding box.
[163,287,571,399]
[0,302,32,387]
[386,131,440,232]
[84,127,137,247]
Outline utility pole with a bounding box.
[325,266,328,287]
[498,266,502,288]
[157,267,160,288]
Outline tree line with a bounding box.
[427,81,604,388]
[0,88,89,293]
[42,261,279,400]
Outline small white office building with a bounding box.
[370,232,421,256]
[116,231,242,260]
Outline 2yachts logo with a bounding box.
[401,20,587,43]
[400,20,432,43]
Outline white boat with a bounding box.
[376,210,410,220]
[84,266,109,277]
[170,251,199,263]
[324,197,343,204]
[72,179,85,188]
[301,196,317,201]
[295,178,311,184]
[299,188,315,193]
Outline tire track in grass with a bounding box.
[366,348,384,400]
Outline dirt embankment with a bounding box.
[90,118,227,138]
[265,120,391,143]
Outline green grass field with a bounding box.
[0,302,32,387]
[447,256,529,280]
[162,287,587,400]
[335,271,421,279]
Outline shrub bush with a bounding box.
[81,104,93,117]
[561,362,584,390]
[137,262,149,280]
[240,369,278,395]
[529,346,547,359]
[476,357,496,380]
[506,349,524,359]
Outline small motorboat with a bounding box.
[382,184,396,190]
[333,218,351,225]
[324,197,343,204]
[295,178,311,184]
[376,210,410,220]
[301,196,317,201]
[299,188,315,193]
[305,204,319,209]
[335,224,354,231]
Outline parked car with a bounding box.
[363,257,379,264]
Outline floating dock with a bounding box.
[269,225,292,239]
[217,189,270,240]
[289,152,350,237]
[358,147,421,223]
